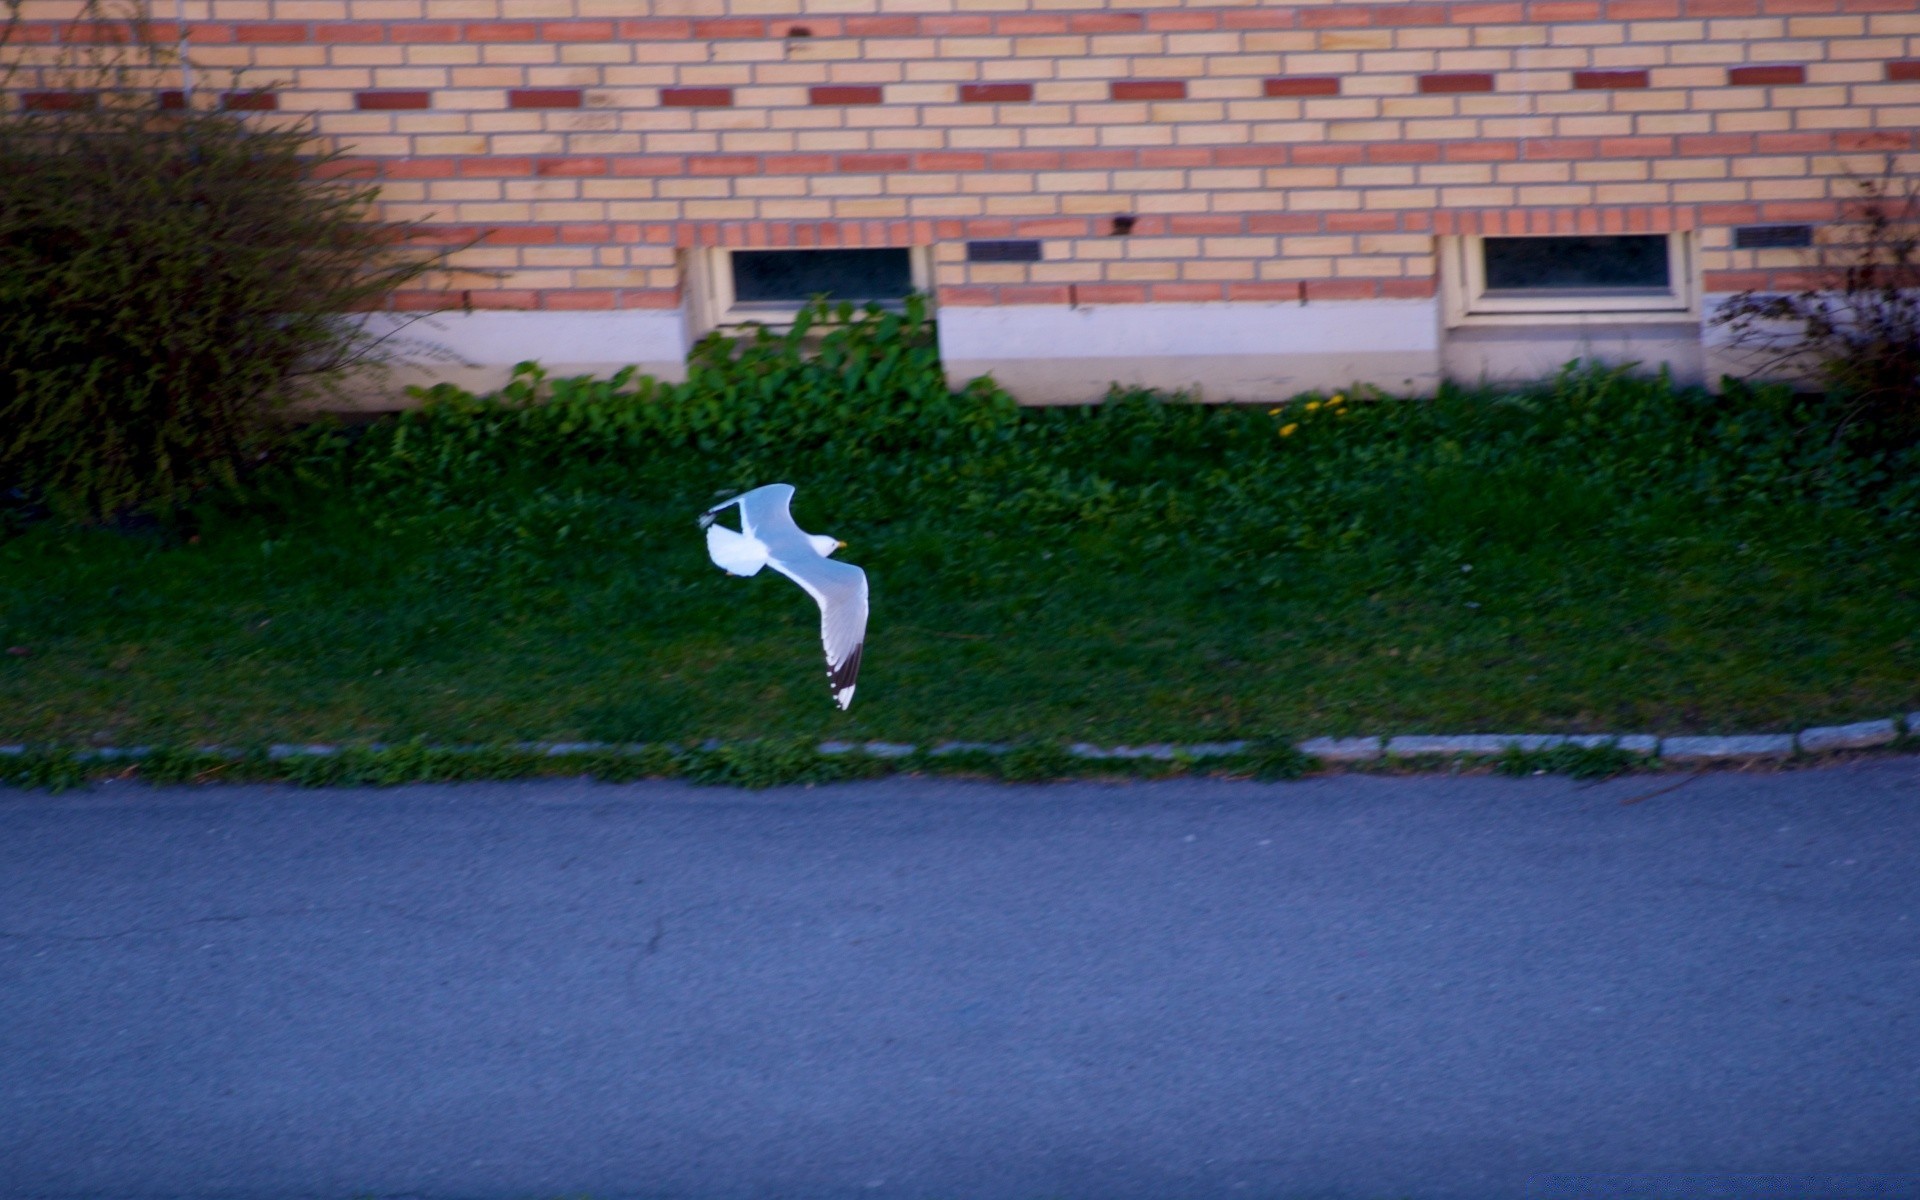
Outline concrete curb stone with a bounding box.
[5,716,1918,778]
[1659,734,1797,761]
[1797,719,1899,753]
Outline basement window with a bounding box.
[688,247,930,331]
[1444,234,1694,326]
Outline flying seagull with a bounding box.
[699,483,868,710]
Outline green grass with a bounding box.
[3,307,1916,751]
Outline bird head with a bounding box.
[809,534,844,558]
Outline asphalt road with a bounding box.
[3,759,1917,1200]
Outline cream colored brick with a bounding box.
[1342,165,1417,187]
[1714,109,1795,133]
[1636,113,1711,134]
[1474,26,1549,47]
[1575,160,1649,182]
[1259,258,1332,280]
[1317,30,1393,52]
[1419,164,1495,185]
[1670,42,1742,65]
[1594,183,1671,204]
[1182,259,1257,281]
[1335,256,1407,278]
[1786,16,1866,37]
[1511,47,1590,70]
[1395,28,1472,50]
[1628,21,1703,42]
[1496,163,1573,184]
[1672,181,1749,202]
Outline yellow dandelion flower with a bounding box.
[1305,401,1321,412]
[1267,407,1283,415]
[1280,423,1299,437]
[1330,393,1346,405]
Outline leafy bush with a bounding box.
[0,46,442,522]
[1711,156,1920,453]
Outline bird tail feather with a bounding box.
[706,524,769,576]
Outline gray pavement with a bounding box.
[2,759,1918,1200]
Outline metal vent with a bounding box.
[1733,225,1814,250]
[966,240,1043,263]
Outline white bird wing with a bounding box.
[765,553,869,711]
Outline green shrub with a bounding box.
[1711,156,1920,454]
[0,56,442,522]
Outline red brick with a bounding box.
[391,23,459,42]
[921,150,990,169]
[1525,137,1599,158]
[509,89,583,109]
[1755,132,1831,151]
[1111,80,1188,100]
[939,286,1002,306]
[541,291,618,310]
[1684,0,1760,13]
[318,24,383,42]
[1248,214,1325,233]
[1679,133,1754,154]
[691,18,765,37]
[60,20,131,42]
[1374,4,1451,24]
[543,21,615,40]
[1698,203,1763,224]
[21,91,95,111]
[688,156,760,175]
[1144,12,1220,30]
[1062,150,1135,168]
[222,91,277,110]
[461,157,533,176]
[1889,61,1920,81]
[1138,148,1213,167]
[1836,130,1913,150]
[764,154,837,174]
[1599,136,1674,156]
[997,15,1070,33]
[1004,285,1076,305]
[1301,7,1372,26]
[1077,284,1150,304]
[462,21,538,41]
[1015,218,1096,237]
[1703,270,1772,291]
[1263,76,1341,96]
[1305,279,1378,300]
[1574,69,1650,88]
[1606,0,1681,15]
[356,90,431,110]
[1445,140,1520,161]
[235,22,306,42]
[1448,3,1526,20]
[619,19,694,39]
[1367,142,1442,162]
[1153,283,1227,302]
[1170,215,1249,234]
[465,290,539,309]
[1221,9,1299,27]
[660,88,732,107]
[1326,212,1403,231]
[921,16,994,35]
[960,83,1033,103]
[536,157,608,176]
[383,158,457,179]
[614,156,687,176]
[837,154,912,172]
[482,227,558,245]
[1533,1,1602,17]
[1728,64,1806,84]
[1419,73,1495,92]
[1381,277,1439,298]
[809,86,883,105]
[1230,282,1307,301]
[981,150,1054,169]
[845,16,917,35]
[1292,144,1366,164]
[1216,146,1293,166]
[1070,13,1145,31]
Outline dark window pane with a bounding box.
[730,248,912,304]
[1482,235,1670,290]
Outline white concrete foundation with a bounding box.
[1441,321,1707,388]
[938,300,1443,403]
[326,310,692,410]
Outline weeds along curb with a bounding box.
[0,715,1914,792]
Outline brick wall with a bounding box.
[9,0,1920,314]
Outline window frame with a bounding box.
[685,246,934,333]
[1441,233,1697,327]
